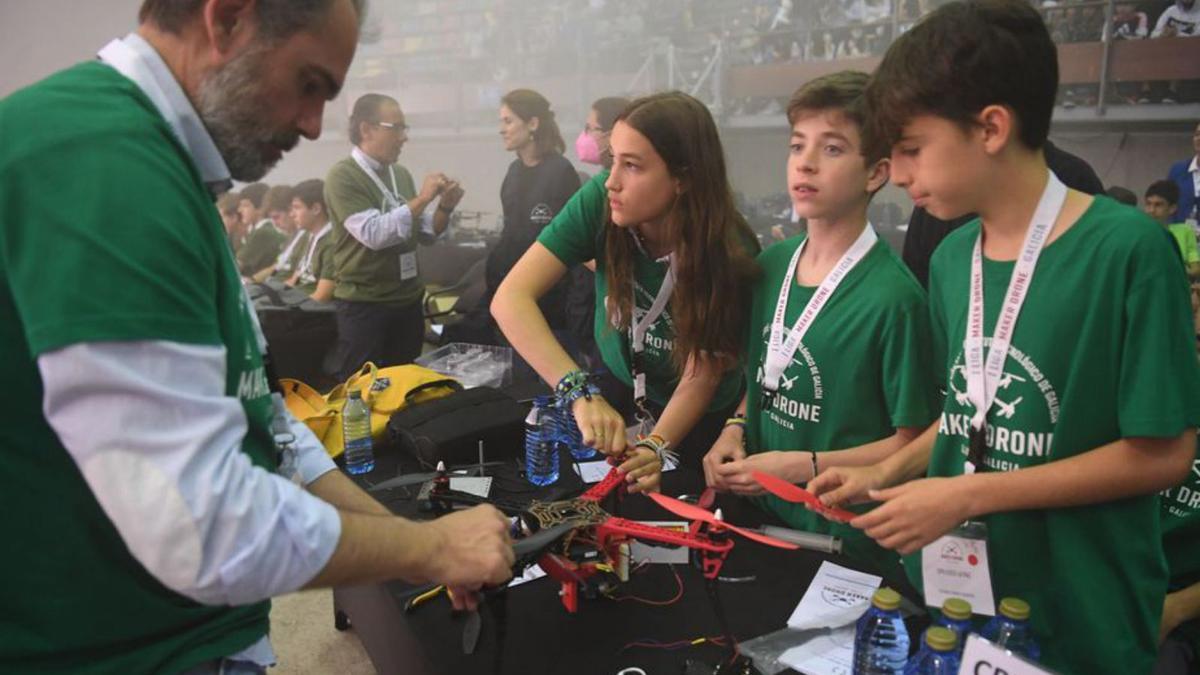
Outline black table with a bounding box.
[333,444,918,675]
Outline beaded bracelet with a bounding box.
[555,369,599,409]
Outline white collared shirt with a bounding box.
[343,146,443,250]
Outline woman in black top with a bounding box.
[489,89,581,331]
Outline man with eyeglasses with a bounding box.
[325,93,464,376]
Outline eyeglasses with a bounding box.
[374,121,409,133]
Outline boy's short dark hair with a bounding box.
[1146,179,1181,206]
[292,179,326,210]
[263,185,294,214]
[864,0,1058,161]
[239,183,270,209]
[787,71,885,164]
[1105,186,1138,206]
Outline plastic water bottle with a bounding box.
[524,402,558,486]
[932,598,972,656]
[903,627,960,675]
[853,587,910,674]
[557,401,596,461]
[979,597,1041,662]
[342,390,375,475]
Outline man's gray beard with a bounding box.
[195,45,300,182]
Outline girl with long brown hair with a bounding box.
[492,91,759,492]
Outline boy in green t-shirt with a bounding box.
[703,71,939,577]
[1146,179,1200,280]
[809,3,1200,672]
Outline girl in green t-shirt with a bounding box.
[492,91,759,493]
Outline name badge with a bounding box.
[400,251,418,281]
[921,521,996,616]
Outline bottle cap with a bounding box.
[871,587,901,611]
[999,597,1030,621]
[942,597,972,621]
[348,389,362,399]
[925,626,957,651]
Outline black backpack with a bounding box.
[386,387,527,468]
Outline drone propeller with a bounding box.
[751,471,857,524]
[646,492,798,550]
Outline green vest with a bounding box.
[271,229,311,281]
[0,61,276,674]
[324,156,425,304]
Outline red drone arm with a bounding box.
[579,463,626,502]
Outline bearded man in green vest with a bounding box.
[0,2,512,673]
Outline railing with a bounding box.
[340,0,1198,135]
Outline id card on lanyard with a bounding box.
[352,153,418,281]
[963,172,1067,474]
[629,256,675,433]
[760,225,877,408]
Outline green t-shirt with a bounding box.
[743,235,940,575]
[915,196,1200,674]
[1162,449,1200,652]
[237,219,287,276]
[537,170,748,413]
[324,156,426,304]
[271,229,310,281]
[0,62,276,673]
[294,226,335,294]
[1167,222,1200,265]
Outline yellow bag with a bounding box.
[282,362,461,458]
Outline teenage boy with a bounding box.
[703,71,940,575]
[1146,179,1200,279]
[809,3,1200,672]
[288,179,337,303]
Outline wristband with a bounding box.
[724,414,746,428]
[635,434,679,470]
[809,450,820,479]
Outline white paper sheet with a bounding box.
[573,460,612,484]
[449,476,492,498]
[787,561,881,631]
[778,625,857,675]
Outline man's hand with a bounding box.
[702,425,746,490]
[849,477,973,555]
[618,446,662,494]
[572,395,628,457]
[418,172,448,202]
[712,451,806,496]
[419,505,514,589]
[438,181,465,211]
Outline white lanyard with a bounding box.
[964,172,1067,472]
[630,256,676,408]
[761,225,877,397]
[300,225,331,271]
[352,151,403,211]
